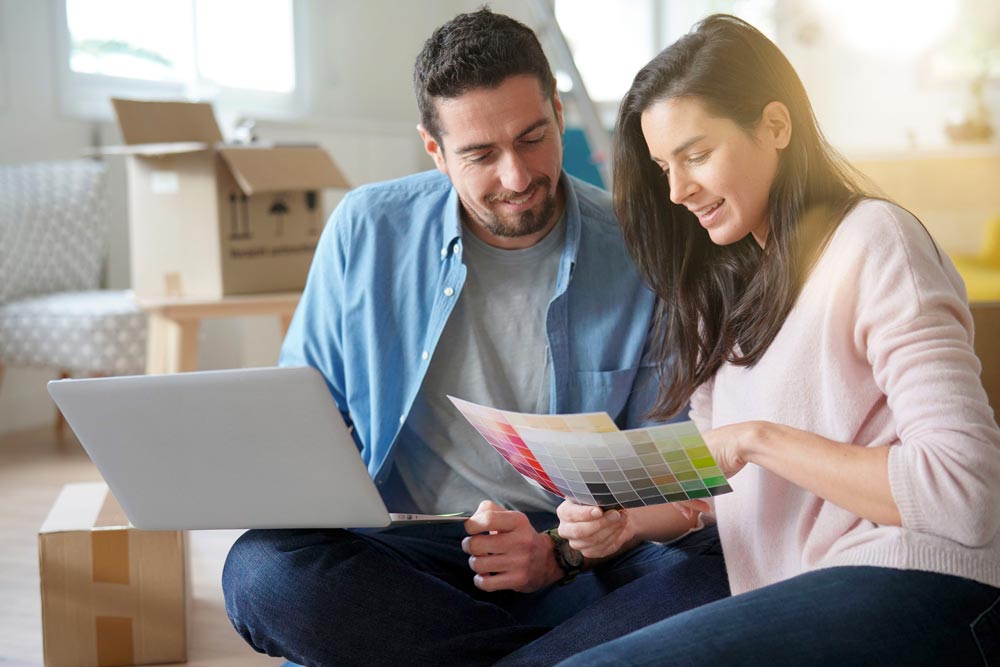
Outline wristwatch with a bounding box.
[545,527,584,585]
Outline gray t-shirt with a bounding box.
[394,215,566,514]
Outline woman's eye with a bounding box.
[688,152,709,165]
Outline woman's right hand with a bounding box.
[673,499,712,521]
[554,500,635,559]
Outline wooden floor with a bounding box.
[0,426,283,667]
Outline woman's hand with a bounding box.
[701,421,765,478]
[554,500,636,559]
[672,499,712,522]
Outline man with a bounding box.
[222,9,727,667]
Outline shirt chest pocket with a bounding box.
[570,367,640,419]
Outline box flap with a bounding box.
[94,141,214,157]
[40,482,110,534]
[112,98,224,145]
[218,145,350,194]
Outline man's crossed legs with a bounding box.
[222,515,728,667]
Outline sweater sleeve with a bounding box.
[851,202,1000,547]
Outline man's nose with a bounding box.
[498,152,532,193]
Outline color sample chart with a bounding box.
[448,396,732,509]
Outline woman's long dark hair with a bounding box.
[615,14,871,420]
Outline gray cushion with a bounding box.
[0,290,146,375]
[0,159,108,303]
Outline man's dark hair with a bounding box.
[414,7,555,143]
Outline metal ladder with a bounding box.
[525,0,612,187]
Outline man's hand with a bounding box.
[462,500,562,593]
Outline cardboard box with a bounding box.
[38,482,186,667]
[108,98,350,298]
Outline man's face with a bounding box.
[419,75,566,249]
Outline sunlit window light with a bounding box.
[65,0,295,94]
[815,0,960,59]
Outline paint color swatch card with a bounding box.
[448,396,733,509]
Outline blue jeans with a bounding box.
[553,566,1000,667]
[222,516,728,667]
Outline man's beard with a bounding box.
[467,176,558,238]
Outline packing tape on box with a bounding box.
[92,490,135,666]
[92,490,130,585]
[96,616,135,666]
[92,531,129,585]
[95,489,130,529]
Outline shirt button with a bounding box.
[443,287,454,297]
[440,247,447,258]
[421,350,429,360]
[399,414,406,424]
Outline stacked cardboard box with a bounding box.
[38,482,185,667]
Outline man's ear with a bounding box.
[759,101,791,150]
[417,124,448,174]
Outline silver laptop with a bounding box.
[47,366,469,530]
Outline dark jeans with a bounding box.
[222,516,728,667]
[553,566,1000,667]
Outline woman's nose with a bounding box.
[668,170,696,205]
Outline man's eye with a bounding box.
[468,152,492,163]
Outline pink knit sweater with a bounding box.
[691,199,1000,595]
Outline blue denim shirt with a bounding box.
[280,170,660,500]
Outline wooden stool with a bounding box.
[138,292,301,374]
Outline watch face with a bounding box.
[560,541,584,568]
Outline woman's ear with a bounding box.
[759,101,791,150]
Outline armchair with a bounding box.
[0,159,147,429]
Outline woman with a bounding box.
[554,14,1000,665]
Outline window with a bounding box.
[555,0,776,108]
[555,0,657,104]
[56,0,305,121]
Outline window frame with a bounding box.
[0,9,9,113]
[53,0,310,122]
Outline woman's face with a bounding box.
[640,96,789,248]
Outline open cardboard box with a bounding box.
[106,98,350,298]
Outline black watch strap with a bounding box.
[545,527,584,585]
